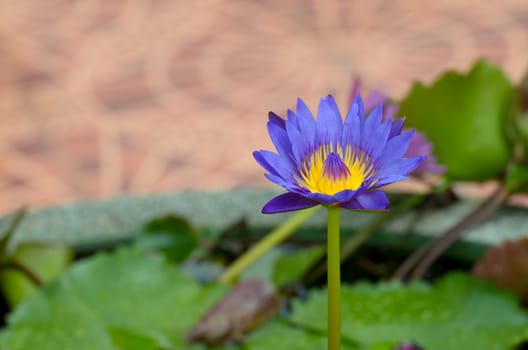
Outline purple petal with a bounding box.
[286,109,305,135]
[262,193,319,214]
[371,174,409,189]
[304,192,337,205]
[375,156,426,181]
[405,131,446,175]
[406,131,432,157]
[316,95,343,144]
[296,99,317,143]
[253,150,294,179]
[341,191,389,210]
[362,105,391,158]
[296,98,315,121]
[267,121,292,160]
[333,187,366,203]
[388,118,405,139]
[285,118,308,162]
[415,155,446,175]
[342,101,364,148]
[268,112,286,129]
[351,93,365,118]
[376,130,415,167]
[264,173,303,192]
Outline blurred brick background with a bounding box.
[2,0,528,213]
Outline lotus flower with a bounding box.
[253,95,425,214]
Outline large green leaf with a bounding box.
[0,248,227,350]
[399,60,514,180]
[290,273,528,350]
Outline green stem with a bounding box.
[303,194,425,286]
[327,206,341,350]
[218,206,321,284]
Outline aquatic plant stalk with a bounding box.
[327,206,341,350]
[303,193,426,286]
[394,185,510,280]
[218,206,320,284]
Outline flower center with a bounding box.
[299,145,372,195]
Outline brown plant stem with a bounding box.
[0,260,43,286]
[393,185,509,281]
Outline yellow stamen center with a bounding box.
[299,144,373,195]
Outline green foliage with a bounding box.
[505,163,528,192]
[133,215,199,262]
[109,328,164,350]
[0,242,73,308]
[272,245,324,287]
[290,273,528,350]
[0,248,227,350]
[231,321,358,350]
[0,208,74,308]
[400,60,514,180]
[1,249,527,349]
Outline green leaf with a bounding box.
[0,317,116,350]
[289,273,528,350]
[505,163,528,193]
[109,328,163,350]
[0,242,73,308]
[0,248,227,350]
[237,321,359,350]
[134,215,198,262]
[400,59,514,180]
[272,246,325,287]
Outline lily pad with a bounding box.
[289,273,528,350]
[399,60,514,180]
[0,248,227,349]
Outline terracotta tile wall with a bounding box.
[2,0,528,212]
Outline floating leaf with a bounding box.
[400,60,514,180]
[134,215,198,262]
[290,273,528,350]
[0,248,227,349]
